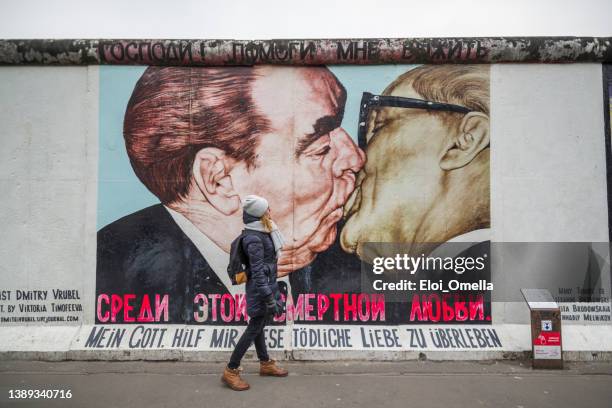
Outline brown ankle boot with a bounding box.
[260,359,289,377]
[222,366,250,391]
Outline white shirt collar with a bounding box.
[428,228,491,259]
[445,228,490,244]
[164,206,241,296]
[163,206,291,298]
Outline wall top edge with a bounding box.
[1,37,611,66]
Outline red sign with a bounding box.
[534,331,561,346]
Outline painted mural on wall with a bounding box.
[94,64,492,331]
[1,62,611,354]
[1,37,612,358]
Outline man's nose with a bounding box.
[331,127,366,177]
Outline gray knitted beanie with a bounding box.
[243,195,269,218]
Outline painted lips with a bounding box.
[344,184,362,220]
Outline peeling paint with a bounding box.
[0,37,611,65]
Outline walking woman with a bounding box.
[222,195,289,391]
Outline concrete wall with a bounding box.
[0,66,98,323]
[490,64,610,324]
[0,64,610,360]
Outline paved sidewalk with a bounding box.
[1,360,611,408]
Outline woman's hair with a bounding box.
[260,212,274,233]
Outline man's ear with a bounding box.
[192,147,241,215]
[440,112,490,171]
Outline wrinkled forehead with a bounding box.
[251,66,344,130]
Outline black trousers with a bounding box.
[228,314,270,369]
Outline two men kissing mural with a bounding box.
[96,64,491,325]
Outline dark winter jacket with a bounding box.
[241,213,282,317]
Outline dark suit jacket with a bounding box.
[96,204,230,324]
[290,235,491,325]
[289,221,363,296]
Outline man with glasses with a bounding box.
[341,65,491,264]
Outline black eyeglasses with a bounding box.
[358,92,473,149]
